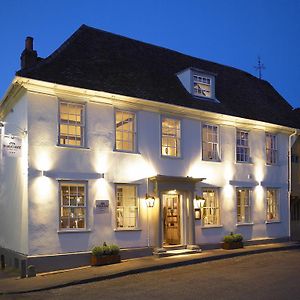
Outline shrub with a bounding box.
[110,244,120,255]
[223,232,243,243]
[92,246,104,257]
[91,243,120,257]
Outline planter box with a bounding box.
[91,254,121,266]
[222,242,243,250]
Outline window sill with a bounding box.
[235,161,253,165]
[114,228,142,232]
[57,229,92,233]
[201,225,223,229]
[56,145,90,150]
[113,149,141,155]
[161,155,182,160]
[236,222,254,226]
[202,159,221,163]
[265,220,281,224]
[265,163,280,167]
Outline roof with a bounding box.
[16,24,297,128]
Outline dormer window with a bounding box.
[176,67,217,102]
[193,75,212,98]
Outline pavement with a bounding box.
[0,241,299,295]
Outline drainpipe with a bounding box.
[288,129,297,240]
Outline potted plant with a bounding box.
[222,232,244,250]
[91,242,121,266]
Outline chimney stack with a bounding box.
[20,36,38,70]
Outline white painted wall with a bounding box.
[25,91,290,255]
[0,92,28,254]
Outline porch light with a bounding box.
[145,194,155,207]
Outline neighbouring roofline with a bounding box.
[0,76,298,135]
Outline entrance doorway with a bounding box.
[163,194,181,245]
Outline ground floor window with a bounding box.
[237,188,251,223]
[116,184,138,229]
[60,181,86,229]
[202,189,220,226]
[266,188,280,221]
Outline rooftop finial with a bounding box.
[254,56,266,79]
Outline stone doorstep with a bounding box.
[153,244,202,257]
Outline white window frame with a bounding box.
[58,100,86,147]
[59,181,87,231]
[236,188,252,224]
[202,124,220,161]
[193,74,213,98]
[236,129,250,163]
[115,110,136,153]
[115,184,139,230]
[202,189,220,226]
[266,133,278,165]
[266,188,280,222]
[161,117,181,158]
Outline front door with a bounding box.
[163,194,181,245]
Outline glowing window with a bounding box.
[202,124,219,161]
[193,75,212,98]
[266,133,277,165]
[237,188,252,223]
[202,189,220,226]
[236,130,250,163]
[266,188,279,222]
[115,111,136,152]
[116,185,138,229]
[59,101,85,147]
[60,182,86,230]
[161,117,181,157]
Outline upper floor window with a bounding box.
[236,130,250,163]
[116,184,138,229]
[59,101,85,147]
[237,188,252,224]
[266,188,280,222]
[202,189,220,226]
[202,124,219,161]
[193,75,212,98]
[161,117,181,157]
[60,181,87,230]
[266,133,277,165]
[115,110,136,152]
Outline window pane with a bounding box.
[59,102,84,147]
[60,183,86,230]
[115,111,135,152]
[116,185,138,229]
[161,118,181,157]
[202,124,219,161]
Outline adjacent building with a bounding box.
[0,25,298,272]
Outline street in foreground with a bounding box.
[2,250,300,300]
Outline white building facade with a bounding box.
[0,25,298,271]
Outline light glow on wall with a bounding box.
[35,150,54,172]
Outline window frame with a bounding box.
[202,123,220,162]
[236,129,250,163]
[115,184,139,230]
[265,133,278,165]
[58,100,86,148]
[59,180,88,231]
[266,188,280,222]
[202,188,221,227]
[161,116,182,158]
[114,109,137,153]
[236,188,252,224]
[191,72,215,99]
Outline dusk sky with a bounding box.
[0,0,299,108]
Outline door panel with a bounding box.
[163,194,180,245]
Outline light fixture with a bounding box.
[98,173,105,179]
[145,194,155,208]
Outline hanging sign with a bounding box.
[2,135,22,157]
